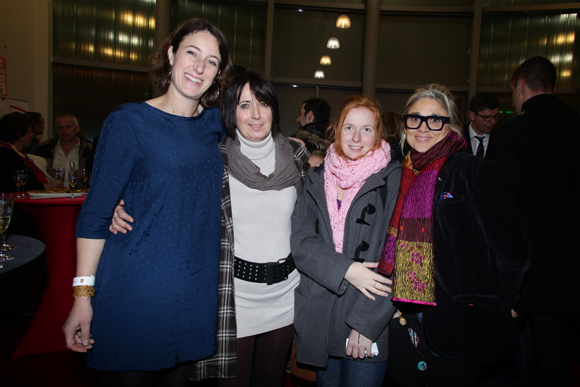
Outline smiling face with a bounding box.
[405,98,450,153]
[236,83,273,143]
[168,31,221,103]
[339,107,378,161]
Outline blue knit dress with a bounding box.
[76,102,223,371]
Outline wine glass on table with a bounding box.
[68,161,77,181]
[68,170,78,199]
[54,168,64,188]
[19,170,28,196]
[13,170,24,198]
[80,168,88,185]
[0,194,14,264]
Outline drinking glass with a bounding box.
[13,170,24,198]
[19,170,28,196]
[54,168,64,187]
[68,171,78,199]
[0,194,14,263]
[80,169,88,184]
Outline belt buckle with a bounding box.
[266,258,288,285]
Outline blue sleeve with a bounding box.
[76,105,138,239]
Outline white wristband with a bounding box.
[73,276,95,287]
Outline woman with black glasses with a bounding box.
[378,84,529,386]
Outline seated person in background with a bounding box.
[22,112,45,154]
[0,112,57,238]
[0,112,59,193]
[36,113,94,188]
[292,98,331,167]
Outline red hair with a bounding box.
[327,95,385,161]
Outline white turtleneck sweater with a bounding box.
[230,131,300,338]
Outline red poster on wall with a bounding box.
[0,57,7,96]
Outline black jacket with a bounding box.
[423,152,529,364]
[486,94,580,319]
[291,122,329,158]
[462,122,474,155]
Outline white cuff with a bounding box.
[73,275,95,287]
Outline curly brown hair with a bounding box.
[148,18,233,108]
[0,112,32,143]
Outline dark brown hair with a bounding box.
[221,71,281,140]
[511,56,557,93]
[148,18,233,107]
[0,112,32,143]
[381,111,403,142]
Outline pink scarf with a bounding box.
[324,140,391,253]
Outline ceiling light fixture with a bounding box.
[336,15,351,29]
[327,38,340,49]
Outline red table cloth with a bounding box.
[11,195,86,360]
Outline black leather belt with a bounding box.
[234,254,296,285]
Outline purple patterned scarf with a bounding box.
[378,131,466,305]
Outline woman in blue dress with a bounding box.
[62,18,233,385]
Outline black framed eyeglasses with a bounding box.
[403,114,450,131]
[476,113,501,122]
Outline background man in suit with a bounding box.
[463,92,500,158]
[486,56,579,386]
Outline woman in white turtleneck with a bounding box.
[214,71,310,387]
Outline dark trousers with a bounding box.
[101,362,194,387]
[529,312,572,386]
[428,354,480,387]
[428,353,512,387]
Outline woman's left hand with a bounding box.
[344,262,392,300]
[346,329,373,359]
[109,199,134,234]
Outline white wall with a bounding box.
[0,0,51,139]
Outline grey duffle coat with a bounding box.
[291,160,401,367]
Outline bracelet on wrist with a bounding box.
[73,285,95,298]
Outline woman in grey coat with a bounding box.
[291,95,401,387]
